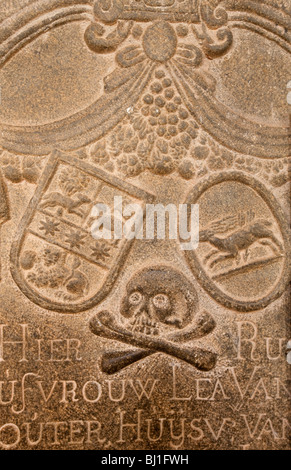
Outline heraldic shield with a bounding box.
[10,151,154,313]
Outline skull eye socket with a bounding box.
[152,293,170,309]
[128,291,143,305]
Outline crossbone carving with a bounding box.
[89,266,217,374]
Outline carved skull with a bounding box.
[120,266,198,336]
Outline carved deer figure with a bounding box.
[40,192,91,217]
[199,220,283,269]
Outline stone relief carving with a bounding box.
[10,151,154,312]
[0,0,289,162]
[183,172,291,311]
[90,266,217,373]
[0,0,289,313]
[0,0,289,450]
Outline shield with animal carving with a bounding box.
[10,151,154,313]
[183,172,291,312]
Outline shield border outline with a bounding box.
[10,150,155,313]
[183,171,291,312]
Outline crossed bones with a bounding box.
[89,310,217,374]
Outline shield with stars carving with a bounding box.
[10,151,154,313]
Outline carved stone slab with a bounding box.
[0,0,290,450]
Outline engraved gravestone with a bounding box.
[0,0,290,450]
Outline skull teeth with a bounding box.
[129,315,159,336]
[132,324,159,336]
